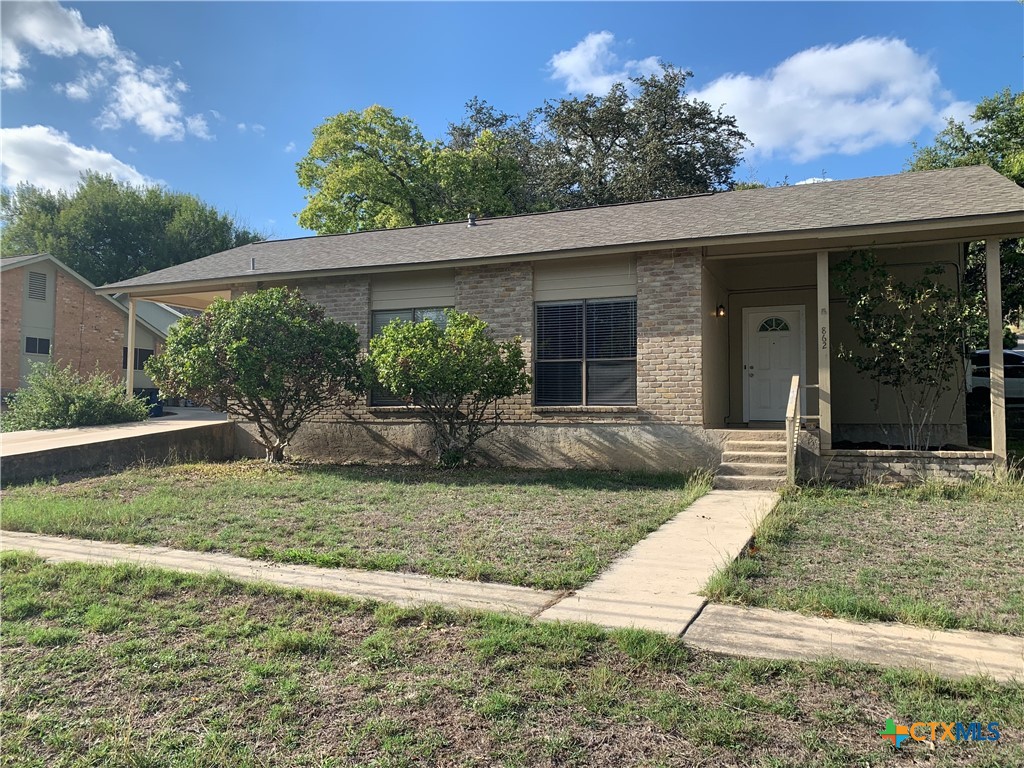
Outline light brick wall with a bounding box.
[636,249,703,424]
[53,269,125,381]
[820,449,996,485]
[1,267,24,392]
[455,262,534,421]
[299,277,371,345]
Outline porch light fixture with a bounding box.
[716,304,726,318]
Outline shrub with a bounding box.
[145,288,362,462]
[368,309,530,466]
[1,362,149,431]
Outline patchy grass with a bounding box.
[704,479,1024,635]
[2,552,1021,767]
[0,461,709,590]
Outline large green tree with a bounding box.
[295,66,748,235]
[907,88,1024,331]
[146,288,362,462]
[1,172,264,286]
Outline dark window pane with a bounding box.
[137,349,154,368]
[535,361,582,405]
[586,299,637,359]
[587,361,637,405]
[536,303,583,360]
[26,337,37,354]
[38,338,50,356]
[971,353,989,366]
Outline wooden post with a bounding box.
[816,251,832,450]
[986,239,1006,469]
[126,297,137,397]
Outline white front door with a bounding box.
[743,305,805,422]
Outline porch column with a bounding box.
[816,250,832,450]
[125,297,137,397]
[986,239,1006,468]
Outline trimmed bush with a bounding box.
[1,363,149,432]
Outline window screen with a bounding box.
[27,272,47,301]
[535,298,637,406]
[370,307,449,405]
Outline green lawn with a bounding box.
[0,461,709,590]
[704,480,1024,635]
[2,553,1021,767]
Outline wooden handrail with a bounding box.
[785,374,801,486]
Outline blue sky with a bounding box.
[2,1,1021,241]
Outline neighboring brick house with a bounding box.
[1,254,178,399]
[97,167,1023,483]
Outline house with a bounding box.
[1,254,179,399]
[95,166,1023,484]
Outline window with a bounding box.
[758,316,790,332]
[123,348,155,369]
[25,337,51,355]
[535,298,637,406]
[27,271,47,301]
[369,307,449,405]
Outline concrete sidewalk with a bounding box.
[684,604,1024,683]
[536,490,777,634]
[0,531,560,616]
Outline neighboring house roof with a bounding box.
[1,253,171,339]
[98,166,1024,294]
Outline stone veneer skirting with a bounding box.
[819,449,996,485]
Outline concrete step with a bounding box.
[722,440,787,453]
[719,430,786,442]
[714,475,787,491]
[722,451,786,465]
[717,462,787,478]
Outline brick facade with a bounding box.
[52,269,126,379]
[268,248,719,470]
[1,267,24,393]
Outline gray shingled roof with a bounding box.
[100,166,1023,292]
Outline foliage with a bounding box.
[296,66,748,234]
[1,362,148,432]
[1,172,264,286]
[145,288,361,461]
[368,310,530,466]
[907,88,1024,327]
[833,251,976,450]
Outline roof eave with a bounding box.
[96,210,1024,299]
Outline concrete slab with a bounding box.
[0,408,226,457]
[685,604,1024,683]
[537,490,778,634]
[0,531,559,617]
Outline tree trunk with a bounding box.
[266,444,285,463]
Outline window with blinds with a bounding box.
[535,298,637,406]
[370,307,450,405]
[27,271,47,301]
[123,348,155,369]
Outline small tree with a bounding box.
[368,310,530,466]
[833,251,977,450]
[146,288,362,462]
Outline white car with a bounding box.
[968,349,1024,400]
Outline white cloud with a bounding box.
[795,177,834,185]
[1,0,116,89]
[284,141,296,153]
[251,123,265,136]
[0,125,153,192]
[185,114,214,140]
[237,122,247,132]
[691,37,971,163]
[2,1,209,142]
[549,31,661,95]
